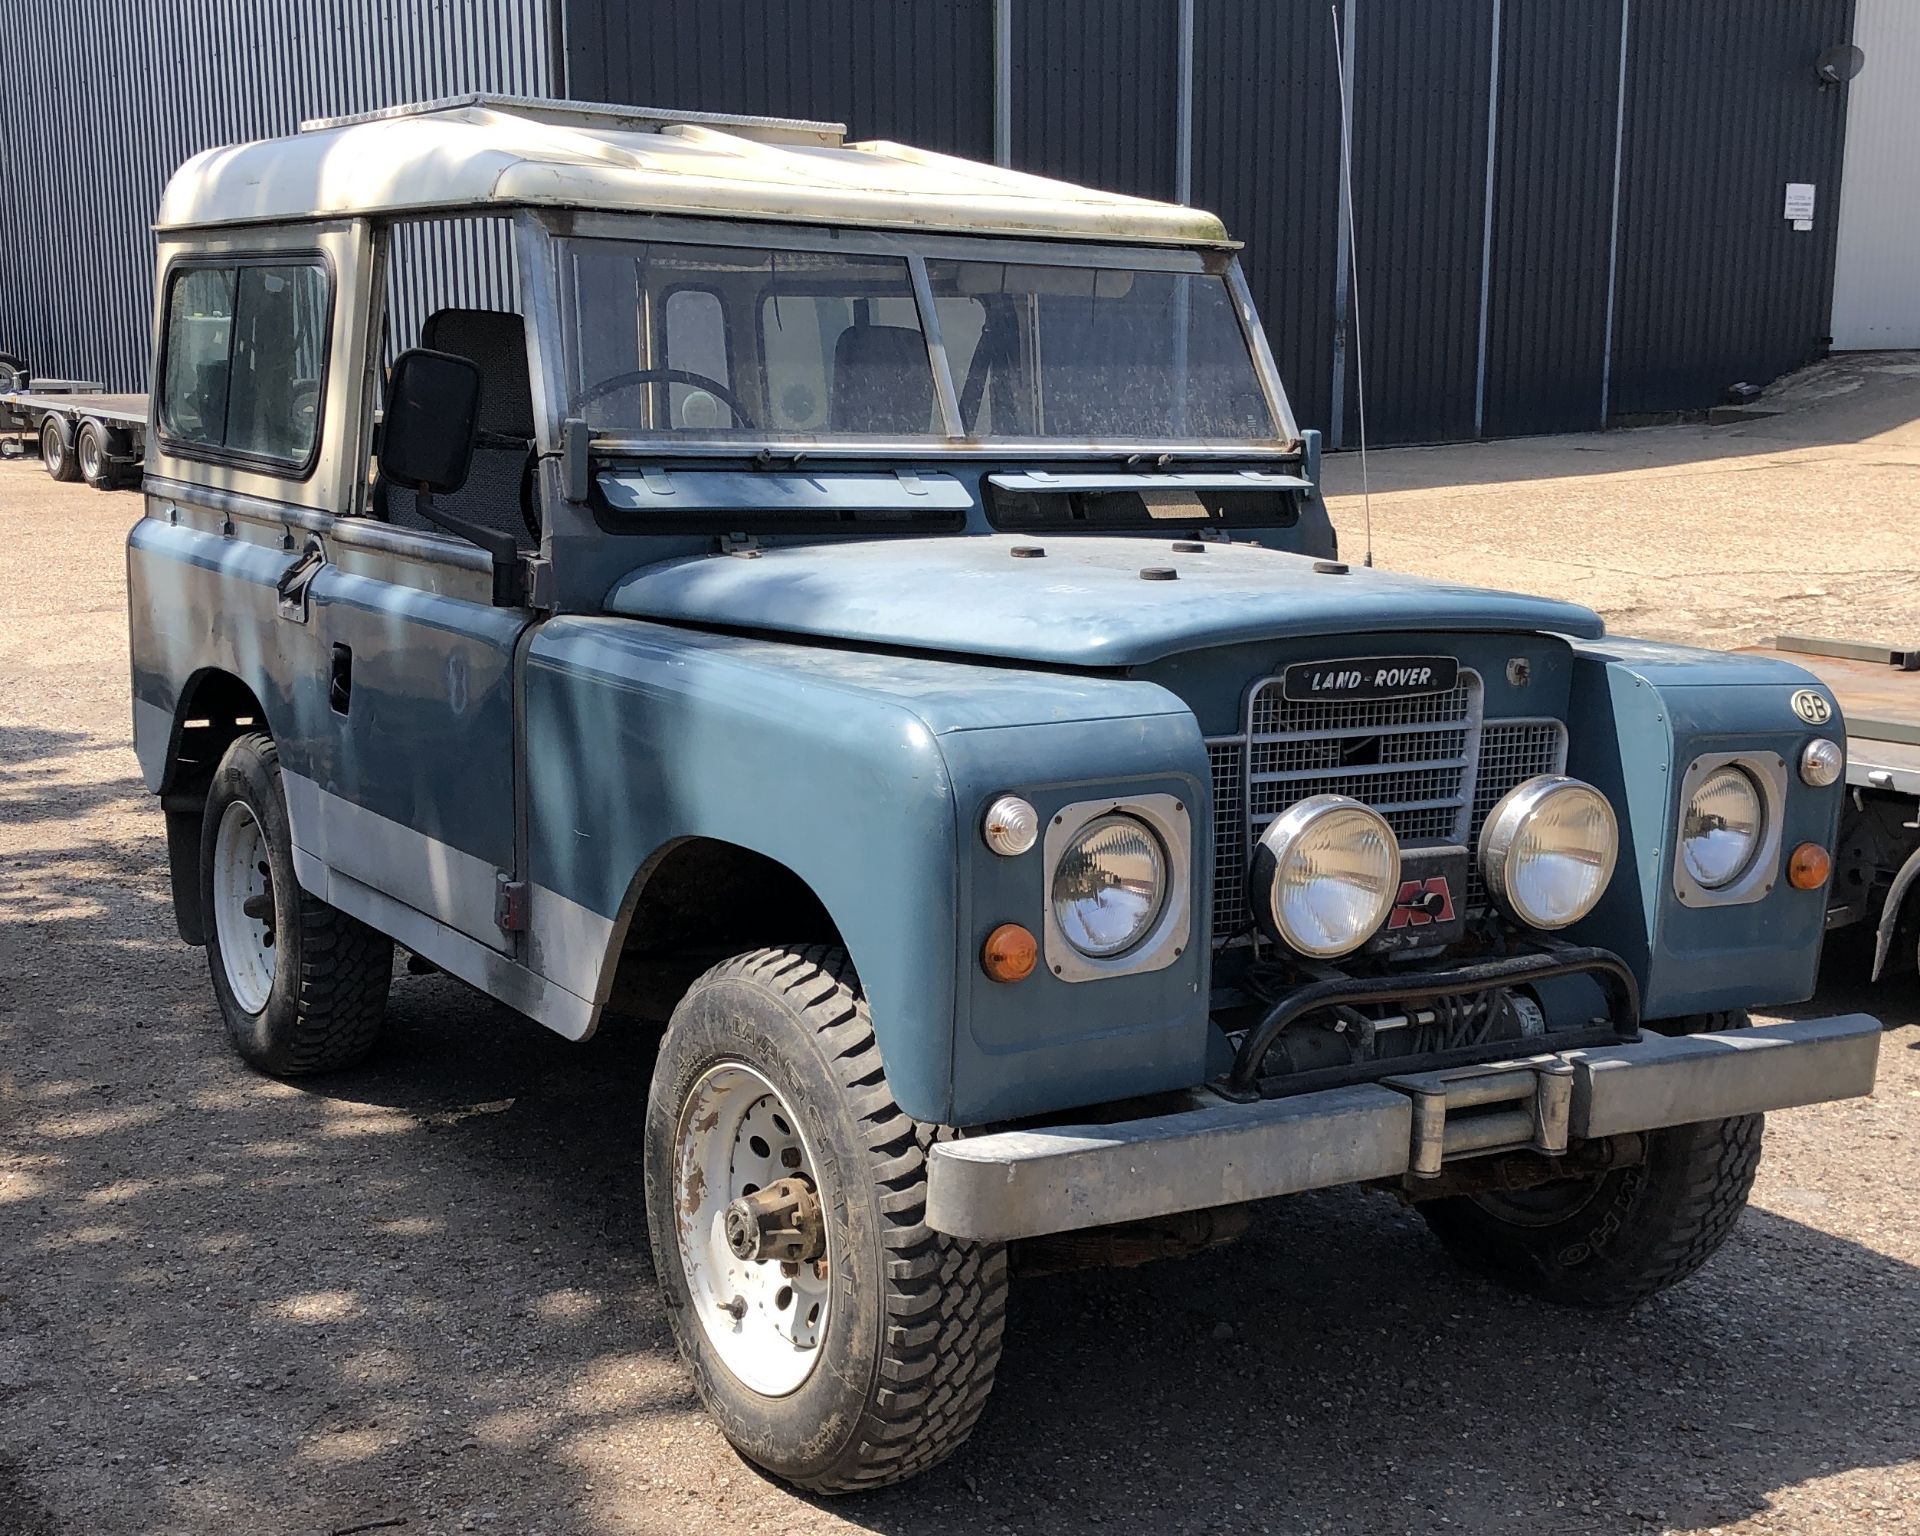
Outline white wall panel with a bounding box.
[1832,0,1920,350]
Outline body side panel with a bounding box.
[521,618,1202,1123]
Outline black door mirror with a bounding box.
[379,348,481,494]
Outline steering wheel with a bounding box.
[572,367,757,429]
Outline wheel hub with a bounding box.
[723,1176,826,1264]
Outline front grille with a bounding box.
[1205,669,1567,943]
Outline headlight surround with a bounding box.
[1050,813,1168,958]
[1682,764,1765,889]
[1479,775,1618,930]
[1252,794,1401,958]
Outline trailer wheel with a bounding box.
[644,945,1008,1492]
[76,419,118,489]
[39,416,78,481]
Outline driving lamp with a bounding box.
[1050,814,1168,957]
[1479,776,1618,930]
[1251,795,1401,958]
[1681,765,1765,889]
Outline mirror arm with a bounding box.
[411,490,524,606]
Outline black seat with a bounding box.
[829,324,934,435]
[383,308,536,547]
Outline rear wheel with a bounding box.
[39,416,77,481]
[1419,1011,1761,1307]
[201,732,393,1075]
[74,420,112,485]
[644,945,1007,1492]
[76,419,117,489]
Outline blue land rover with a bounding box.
[127,97,1880,1491]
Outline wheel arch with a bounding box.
[153,668,274,947]
[590,834,846,1030]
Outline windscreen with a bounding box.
[565,241,940,439]
[926,260,1274,441]
[560,237,1282,447]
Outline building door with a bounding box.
[1832,0,1920,350]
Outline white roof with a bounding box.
[155,95,1232,246]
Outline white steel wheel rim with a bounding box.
[213,800,277,1015]
[674,1061,831,1397]
[78,430,101,480]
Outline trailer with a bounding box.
[0,354,146,489]
[1742,634,1920,979]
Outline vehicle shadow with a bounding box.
[5,727,1917,1534]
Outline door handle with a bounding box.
[329,644,353,715]
[276,538,326,622]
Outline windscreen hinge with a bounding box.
[718,532,762,559]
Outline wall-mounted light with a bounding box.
[1815,44,1865,88]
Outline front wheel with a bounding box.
[1419,1012,1762,1308]
[39,417,77,481]
[644,946,1008,1492]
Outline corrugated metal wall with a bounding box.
[1190,1,1344,436]
[1342,0,1496,446]
[1010,0,1179,202]
[0,0,1863,435]
[1831,0,1920,349]
[563,0,994,160]
[1609,0,1855,415]
[1481,0,1626,437]
[0,0,554,391]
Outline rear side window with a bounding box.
[159,258,331,472]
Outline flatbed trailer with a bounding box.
[1741,634,1920,977]
[0,358,147,489]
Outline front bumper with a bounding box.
[924,1013,1882,1242]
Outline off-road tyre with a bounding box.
[39,416,77,481]
[644,945,1008,1493]
[1418,1011,1761,1308]
[201,732,392,1075]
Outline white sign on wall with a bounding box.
[1784,182,1817,231]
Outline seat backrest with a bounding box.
[382,308,535,545]
[829,324,934,435]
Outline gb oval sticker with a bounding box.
[1791,689,1833,725]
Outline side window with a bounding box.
[159,259,330,471]
[159,268,236,448]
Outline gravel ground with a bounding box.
[3,360,1917,1536]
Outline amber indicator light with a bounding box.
[981,923,1038,983]
[1787,843,1831,890]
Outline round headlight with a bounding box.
[1479,776,1618,929]
[1252,795,1401,958]
[1682,765,1764,888]
[1800,738,1844,788]
[1050,814,1167,957]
